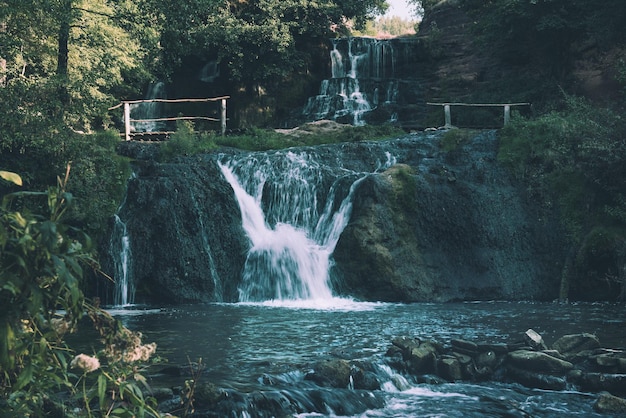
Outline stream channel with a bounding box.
[108,301,625,417]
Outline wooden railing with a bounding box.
[427,102,531,128]
[109,96,229,140]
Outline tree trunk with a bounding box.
[56,0,72,105]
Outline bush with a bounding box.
[0,169,160,416]
[498,94,626,300]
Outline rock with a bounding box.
[524,329,548,350]
[305,359,352,388]
[475,350,498,368]
[392,336,421,355]
[594,392,626,414]
[408,341,439,374]
[194,382,225,407]
[579,373,626,396]
[438,356,463,381]
[592,350,626,373]
[149,387,174,401]
[352,368,381,391]
[477,343,509,354]
[450,339,478,354]
[506,366,568,390]
[507,350,573,374]
[552,333,600,357]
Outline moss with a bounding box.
[439,128,474,152]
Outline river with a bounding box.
[110,300,625,417]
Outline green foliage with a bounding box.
[356,16,418,37]
[159,120,219,161]
[0,171,160,416]
[460,0,626,79]
[213,123,405,152]
[0,128,131,240]
[439,128,474,152]
[146,0,388,86]
[498,95,626,299]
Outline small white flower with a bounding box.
[70,354,100,373]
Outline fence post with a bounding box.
[444,104,452,128]
[503,105,511,126]
[123,102,131,141]
[220,98,227,135]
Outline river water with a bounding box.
[111,300,625,417]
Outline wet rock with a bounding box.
[392,336,421,355]
[194,382,225,407]
[408,341,440,374]
[450,339,478,355]
[594,392,626,414]
[352,368,380,391]
[507,350,573,374]
[149,387,174,401]
[475,350,498,369]
[306,359,352,388]
[578,373,626,396]
[438,356,463,381]
[591,350,626,373]
[552,333,600,357]
[524,329,548,351]
[506,365,568,390]
[477,342,509,355]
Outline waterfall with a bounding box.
[111,214,134,306]
[218,152,365,303]
[131,81,166,132]
[303,37,422,126]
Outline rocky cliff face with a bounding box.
[107,131,564,304]
[102,148,249,304]
[333,131,563,301]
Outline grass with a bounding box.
[158,121,407,161]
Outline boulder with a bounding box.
[506,366,567,391]
[552,333,600,357]
[408,341,439,374]
[594,392,626,414]
[438,356,463,381]
[578,373,626,396]
[524,329,548,351]
[507,350,573,374]
[591,350,626,373]
[391,336,421,355]
[475,350,498,369]
[450,339,479,355]
[305,359,352,388]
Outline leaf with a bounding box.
[98,373,107,409]
[0,171,22,186]
[15,362,33,390]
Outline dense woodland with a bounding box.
[1,0,626,414]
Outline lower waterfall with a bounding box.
[110,214,134,306]
[219,151,368,304]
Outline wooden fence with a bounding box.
[426,102,531,128]
[109,96,229,140]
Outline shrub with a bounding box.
[0,168,159,416]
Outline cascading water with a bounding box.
[303,37,423,126]
[131,81,166,132]
[110,214,134,306]
[218,151,367,304]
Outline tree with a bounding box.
[459,0,626,79]
[0,0,157,130]
[146,0,389,87]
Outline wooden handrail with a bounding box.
[109,96,230,139]
[426,102,531,128]
[426,102,530,107]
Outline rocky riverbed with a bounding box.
[149,329,626,417]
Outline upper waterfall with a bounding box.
[303,37,424,126]
[219,150,380,303]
